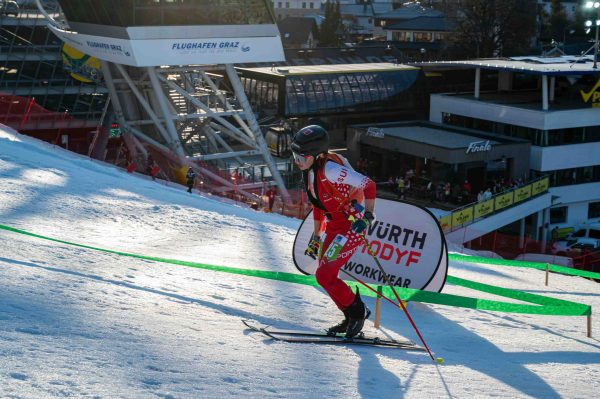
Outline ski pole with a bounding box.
[348,213,436,362]
[340,269,404,309]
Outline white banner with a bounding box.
[293,198,448,292]
[49,26,285,67]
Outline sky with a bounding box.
[0,125,599,399]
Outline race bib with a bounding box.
[323,234,348,261]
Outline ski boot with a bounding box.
[327,309,350,336]
[344,288,371,339]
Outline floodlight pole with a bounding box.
[586,2,600,69]
[594,20,599,69]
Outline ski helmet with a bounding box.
[291,125,329,156]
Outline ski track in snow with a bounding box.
[1,127,600,398]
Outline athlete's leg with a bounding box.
[315,230,364,309]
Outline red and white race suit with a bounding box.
[307,154,376,310]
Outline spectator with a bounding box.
[427,180,435,203]
[483,188,492,201]
[186,167,196,193]
[444,182,451,202]
[146,154,157,181]
[435,182,444,201]
[462,180,472,203]
[266,185,277,212]
[397,177,405,200]
[477,190,484,202]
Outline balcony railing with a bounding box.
[439,175,551,233]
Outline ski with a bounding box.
[242,320,425,350]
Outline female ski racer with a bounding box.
[291,125,376,338]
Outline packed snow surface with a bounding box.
[0,126,599,399]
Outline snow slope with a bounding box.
[1,126,599,399]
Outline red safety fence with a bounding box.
[463,229,600,275]
[0,93,310,221]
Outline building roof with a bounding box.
[350,121,528,149]
[237,62,419,78]
[359,125,501,149]
[277,17,315,46]
[411,56,600,76]
[384,16,454,32]
[339,3,393,17]
[376,3,443,20]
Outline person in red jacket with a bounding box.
[291,125,376,338]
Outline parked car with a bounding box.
[555,238,599,256]
[551,238,577,255]
[0,0,19,16]
[552,237,600,256]
[566,223,600,240]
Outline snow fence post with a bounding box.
[588,314,592,338]
[374,285,383,329]
[545,263,549,286]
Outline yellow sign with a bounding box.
[439,214,452,233]
[531,177,549,196]
[61,43,102,84]
[580,78,600,108]
[452,207,474,229]
[495,192,514,211]
[474,199,494,219]
[514,185,532,203]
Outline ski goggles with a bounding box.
[291,151,312,164]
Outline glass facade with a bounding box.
[58,0,275,27]
[283,70,420,116]
[242,78,280,116]
[531,166,600,187]
[443,113,600,147]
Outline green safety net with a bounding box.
[450,253,600,279]
[0,224,593,317]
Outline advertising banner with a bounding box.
[514,185,532,203]
[452,207,474,229]
[61,44,102,84]
[495,192,514,211]
[439,214,452,233]
[532,177,549,196]
[474,199,494,219]
[293,198,447,293]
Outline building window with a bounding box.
[392,31,410,41]
[531,166,600,187]
[550,206,568,224]
[285,2,290,8]
[302,2,306,8]
[278,2,282,8]
[310,2,314,8]
[442,113,600,147]
[413,32,432,42]
[589,202,600,219]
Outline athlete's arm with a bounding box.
[324,161,376,213]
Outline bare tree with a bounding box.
[445,0,537,58]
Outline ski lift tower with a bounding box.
[38,0,290,201]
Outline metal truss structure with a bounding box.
[35,0,290,202]
[100,62,290,200]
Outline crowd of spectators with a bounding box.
[381,173,529,207]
